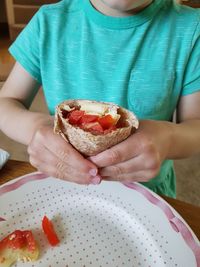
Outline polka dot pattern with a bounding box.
[0,178,194,266]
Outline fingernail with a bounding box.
[91,176,101,185]
[89,169,98,177]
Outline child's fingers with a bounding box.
[28,125,99,184]
[89,133,143,168]
[101,169,156,183]
[36,126,98,173]
[29,144,97,184]
[99,155,159,182]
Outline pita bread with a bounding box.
[54,100,139,156]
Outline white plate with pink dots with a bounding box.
[0,172,199,267]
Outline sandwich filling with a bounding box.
[61,101,123,135]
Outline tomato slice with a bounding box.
[80,114,99,124]
[42,216,60,246]
[104,125,117,134]
[98,114,116,130]
[67,110,118,135]
[82,122,104,134]
[0,230,37,252]
[68,110,85,125]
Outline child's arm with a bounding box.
[89,91,200,182]
[172,91,200,157]
[0,62,99,184]
[0,62,48,145]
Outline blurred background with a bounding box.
[0,0,200,205]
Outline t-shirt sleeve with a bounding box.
[182,21,200,95]
[9,9,42,84]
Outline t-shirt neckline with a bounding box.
[82,0,164,29]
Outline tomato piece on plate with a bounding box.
[42,216,60,246]
[0,230,25,251]
[23,231,38,252]
[0,230,37,252]
[0,230,39,266]
[80,114,99,124]
[68,110,85,125]
[98,114,116,130]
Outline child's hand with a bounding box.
[89,120,172,183]
[28,125,100,184]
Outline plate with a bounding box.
[0,172,199,267]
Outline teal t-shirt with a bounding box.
[9,0,200,197]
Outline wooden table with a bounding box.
[1,160,200,240]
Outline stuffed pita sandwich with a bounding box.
[54,100,139,156]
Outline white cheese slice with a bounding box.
[79,101,108,116]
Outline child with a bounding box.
[0,0,200,197]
